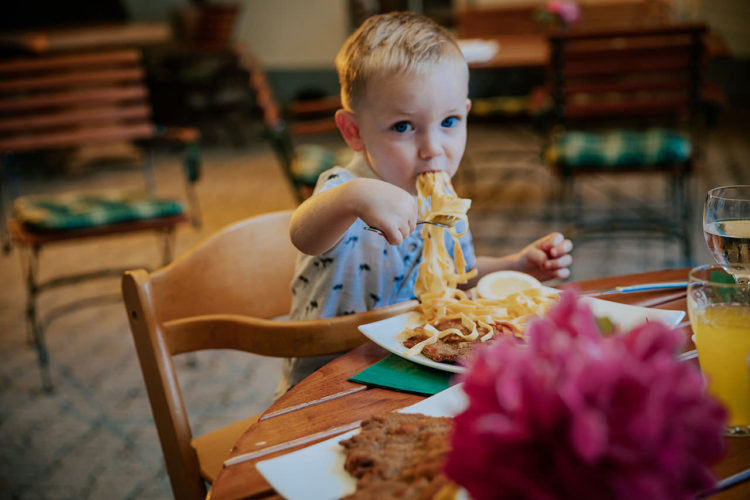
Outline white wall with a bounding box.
[235,0,350,70]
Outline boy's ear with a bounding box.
[465,98,472,113]
[335,109,364,151]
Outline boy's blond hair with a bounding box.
[336,11,465,111]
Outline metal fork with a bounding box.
[364,219,454,236]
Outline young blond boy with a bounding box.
[280,12,572,392]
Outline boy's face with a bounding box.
[340,59,471,195]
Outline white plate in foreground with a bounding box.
[357,290,686,374]
[256,385,468,500]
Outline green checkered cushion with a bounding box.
[291,144,353,186]
[13,191,185,231]
[546,129,691,169]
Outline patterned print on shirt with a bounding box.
[314,256,334,269]
[306,299,319,315]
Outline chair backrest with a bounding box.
[548,24,707,129]
[122,209,416,499]
[0,48,156,154]
[237,47,341,202]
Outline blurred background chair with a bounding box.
[146,1,344,201]
[238,48,345,203]
[121,209,416,500]
[146,2,253,145]
[542,24,710,265]
[0,48,201,390]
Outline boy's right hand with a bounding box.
[289,178,418,255]
[354,179,418,245]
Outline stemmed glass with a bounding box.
[703,185,750,283]
[692,185,750,435]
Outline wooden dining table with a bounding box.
[210,268,749,500]
[460,28,731,70]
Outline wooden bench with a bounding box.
[0,48,201,391]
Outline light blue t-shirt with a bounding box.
[279,153,476,392]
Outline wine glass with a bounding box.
[703,185,750,283]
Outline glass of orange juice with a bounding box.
[688,264,750,436]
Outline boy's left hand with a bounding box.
[517,232,573,281]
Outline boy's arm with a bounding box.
[290,178,418,255]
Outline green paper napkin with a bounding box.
[710,269,736,284]
[349,354,454,396]
[710,269,738,302]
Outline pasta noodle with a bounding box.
[400,172,557,360]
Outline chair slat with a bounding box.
[565,99,689,118]
[0,104,151,132]
[563,55,691,77]
[0,68,145,92]
[565,79,688,95]
[0,86,148,112]
[0,123,154,152]
[0,49,141,73]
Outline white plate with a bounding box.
[357,289,686,374]
[256,385,468,500]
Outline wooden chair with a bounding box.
[543,24,708,264]
[0,48,201,390]
[236,47,344,203]
[121,209,417,500]
[148,2,256,145]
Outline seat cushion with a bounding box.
[290,144,353,186]
[471,95,530,118]
[191,414,259,482]
[545,129,692,169]
[290,144,338,185]
[13,190,185,231]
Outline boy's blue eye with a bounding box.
[392,121,413,133]
[441,116,459,128]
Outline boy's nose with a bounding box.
[418,132,442,160]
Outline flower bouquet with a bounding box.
[534,0,581,29]
[446,291,727,500]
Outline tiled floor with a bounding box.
[0,111,747,499]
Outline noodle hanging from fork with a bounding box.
[402,172,557,359]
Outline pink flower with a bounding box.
[546,0,581,25]
[445,291,726,500]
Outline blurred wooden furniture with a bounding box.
[210,267,750,500]
[238,48,343,203]
[0,48,201,391]
[122,209,416,500]
[146,3,252,143]
[0,22,171,54]
[172,2,238,52]
[543,24,708,264]
[457,0,672,39]
[456,0,729,70]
